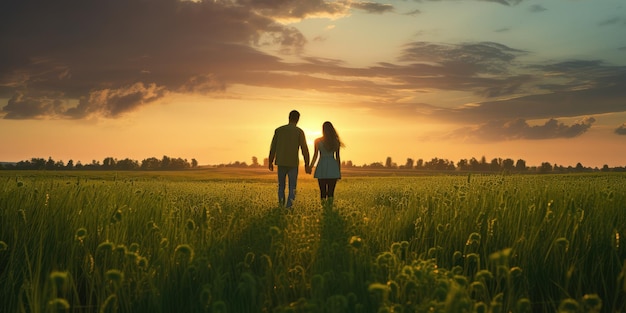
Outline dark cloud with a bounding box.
[399,41,527,75]
[236,0,349,19]
[452,117,596,141]
[615,124,626,135]
[1,0,625,131]
[405,9,422,16]
[0,0,310,119]
[67,83,168,119]
[480,0,523,5]
[350,2,394,14]
[413,0,525,4]
[398,57,626,125]
[529,4,547,13]
[438,84,626,123]
[3,91,66,119]
[598,17,623,26]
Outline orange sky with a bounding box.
[1,0,626,168]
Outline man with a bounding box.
[268,110,311,209]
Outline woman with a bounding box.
[310,121,345,207]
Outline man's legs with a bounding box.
[277,166,289,206]
[286,166,298,208]
[278,166,299,208]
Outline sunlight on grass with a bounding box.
[0,171,624,312]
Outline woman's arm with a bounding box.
[310,139,320,171]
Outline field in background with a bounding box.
[0,169,625,312]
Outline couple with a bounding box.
[268,110,344,209]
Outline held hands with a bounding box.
[305,165,312,174]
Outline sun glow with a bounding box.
[303,128,322,149]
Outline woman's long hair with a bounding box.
[321,121,344,151]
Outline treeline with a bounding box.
[0,156,198,171]
[2,155,625,173]
[217,156,626,173]
[358,156,626,173]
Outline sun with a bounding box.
[303,127,322,149]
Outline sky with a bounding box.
[1,0,625,168]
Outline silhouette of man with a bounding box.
[268,110,311,208]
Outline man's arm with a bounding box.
[268,132,277,171]
[299,130,310,172]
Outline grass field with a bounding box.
[0,169,625,313]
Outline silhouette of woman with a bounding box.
[310,121,344,207]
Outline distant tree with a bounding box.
[161,155,171,169]
[141,157,161,170]
[539,162,553,173]
[490,158,501,172]
[424,158,455,171]
[171,157,190,169]
[385,157,393,168]
[551,164,561,173]
[251,156,260,167]
[575,162,584,172]
[404,158,414,169]
[415,159,424,169]
[457,159,469,171]
[66,160,74,170]
[480,156,488,171]
[515,159,527,171]
[117,158,139,170]
[368,162,384,169]
[45,157,56,170]
[502,158,515,171]
[191,159,198,168]
[469,157,479,171]
[103,157,116,170]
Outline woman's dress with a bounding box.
[314,141,341,179]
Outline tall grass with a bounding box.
[0,171,624,312]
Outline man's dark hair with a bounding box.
[289,110,300,123]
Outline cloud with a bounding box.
[405,9,422,16]
[0,0,309,119]
[1,0,625,129]
[2,83,168,119]
[436,84,626,124]
[67,83,168,118]
[236,0,350,19]
[2,91,66,119]
[529,4,547,13]
[350,2,395,14]
[379,55,626,124]
[399,41,527,75]
[451,117,596,141]
[615,124,626,135]
[598,17,623,26]
[480,0,524,5]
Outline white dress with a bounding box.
[314,141,341,179]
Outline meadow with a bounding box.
[0,169,624,313]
